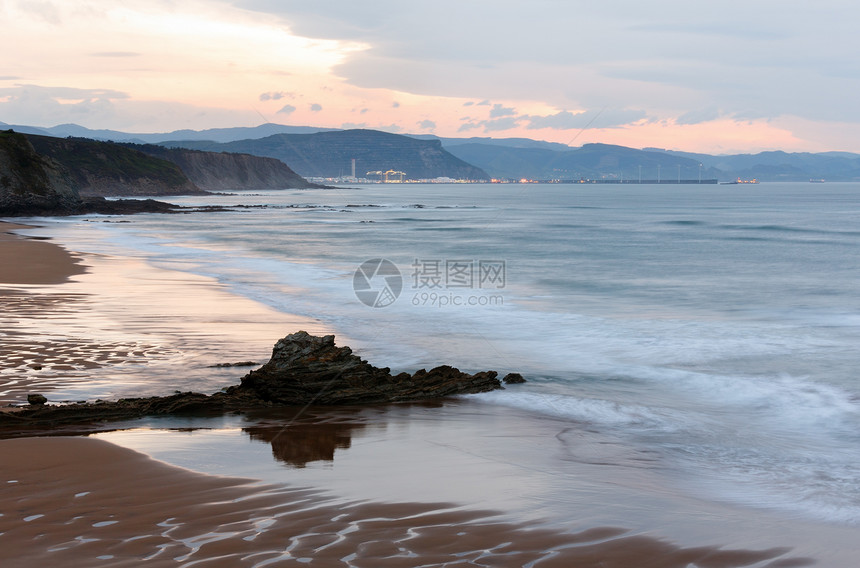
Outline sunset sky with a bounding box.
[2,0,858,154]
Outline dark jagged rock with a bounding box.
[209,361,259,368]
[80,196,180,215]
[503,373,526,384]
[27,394,47,406]
[0,391,257,432]
[0,332,516,431]
[235,331,504,404]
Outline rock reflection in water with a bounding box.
[245,421,367,467]
[241,406,381,468]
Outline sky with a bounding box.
[1,0,859,154]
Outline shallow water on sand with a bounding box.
[3,433,817,568]
[87,402,852,567]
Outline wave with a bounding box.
[719,224,860,237]
[470,370,860,524]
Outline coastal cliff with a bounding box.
[124,144,323,190]
[1,130,325,216]
[0,130,85,215]
[0,130,185,216]
[24,133,203,197]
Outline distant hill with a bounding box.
[409,134,571,152]
[446,143,721,181]
[448,142,860,182]
[650,148,860,182]
[162,129,490,181]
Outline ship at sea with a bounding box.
[720,178,759,185]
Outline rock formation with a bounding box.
[236,331,504,404]
[0,332,521,431]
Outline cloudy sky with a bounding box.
[2,0,858,153]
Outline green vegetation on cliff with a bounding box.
[1,130,193,215]
[0,131,73,197]
[25,134,201,196]
[0,130,80,214]
[0,130,323,216]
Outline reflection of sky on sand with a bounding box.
[1,250,331,404]
[90,400,860,568]
[3,435,809,568]
[95,403,584,517]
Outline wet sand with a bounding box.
[0,219,841,566]
[0,220,327,406]
[0,221,87,285]
[0,436,806,568]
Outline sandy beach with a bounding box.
[0,219,849,567]
[0,222,87,285]
[4,433,813,568]
[0,220,328,407]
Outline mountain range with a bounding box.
[441,142,860,182]
[4,121,860,182]
[0,121,339,144]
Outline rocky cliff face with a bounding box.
[0,130,81,215]
[25,134,203,197]
[126,145,321,190]
[1,130,194,216]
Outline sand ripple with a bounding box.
[0,437,811,568]
[0,291,178,405]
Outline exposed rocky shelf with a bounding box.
[0,331,525,432]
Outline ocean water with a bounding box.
[32,182,860,527]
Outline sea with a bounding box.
[23,182,860,545]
